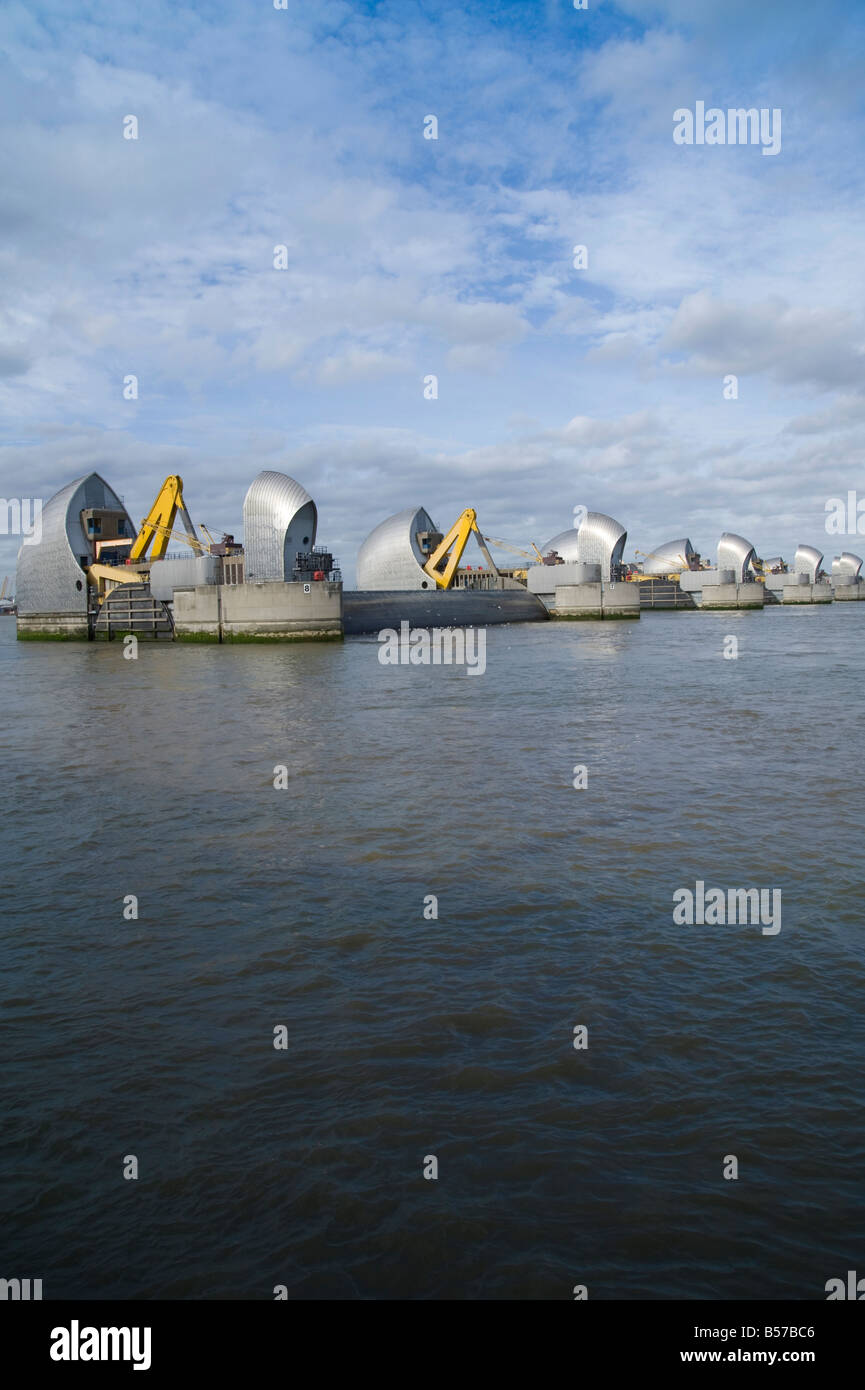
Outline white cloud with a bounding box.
[2,0,865,588]
[662,292,865,389]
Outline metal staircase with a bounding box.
[92,584,174,640]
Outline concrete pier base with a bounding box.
[677,569,762,609]
[599,581,641,618]
[700,582,764,610]
[174,581,343,641]
[831,578,865,600]
[17,613,90,640]
[782,581,833,604]
[553,581,641,619]
[527,561,639,618]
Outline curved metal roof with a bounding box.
[16,472,131,616]
[542,528,581,563]
[794,544,823,581]
[640,538,695,576]
[242,470,317,582]
[717,532,757,582]
[832,551,863,577]
[356,505,439,590]
[542,511,627,580]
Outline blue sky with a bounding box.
[2,0,864,583]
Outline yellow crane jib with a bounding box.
[478,535,539,582]
[483,535,544,563]
[130,475,202,563]
[87,562,141,594]
[422,509,501,589]
[134,519,206,556]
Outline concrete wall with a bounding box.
[149,555,220,602]
[679,569,734,593]
[174,580,343,641]
[763,573,789,594]
[17,612,90,640]
[669,569,764,608]
[833,578,865,600]
[553,581,640,619]
[701,583,764,609]
[527,561,601,594]
[782,581,833,604]
[600,581,641,618]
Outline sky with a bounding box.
[2,0,864,585]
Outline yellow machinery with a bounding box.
[87,561,142,593]
[130,475,200,562]
[750,558,771,585]
[629,548,690,582]
[133,519,205,557]
[481,535,545,580]
[200,524,241,556]
[87,475,204,601]
[422,508,502,589]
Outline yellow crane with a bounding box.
[131,519,206,556]
[482,535,545,561]
[87,475,205,598]
[130,475,201,562]
[200,524,240,555]
[422,508,501,589]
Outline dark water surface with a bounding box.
[1,607,863,1300]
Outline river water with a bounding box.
[1,605,863,1299]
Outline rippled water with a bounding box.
[2,605,864,1300]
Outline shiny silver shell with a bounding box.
[242,470,317,582]
[542,511,627,580]
[16,472,132,616]
[717,532,757,582]
[356,505,439,590]
[640,539,696,576]
[832,552,863,577]
[794,544,823,581]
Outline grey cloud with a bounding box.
[0,347,31,377]
[662,292,865,390]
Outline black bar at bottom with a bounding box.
[1,1299,859,1376]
